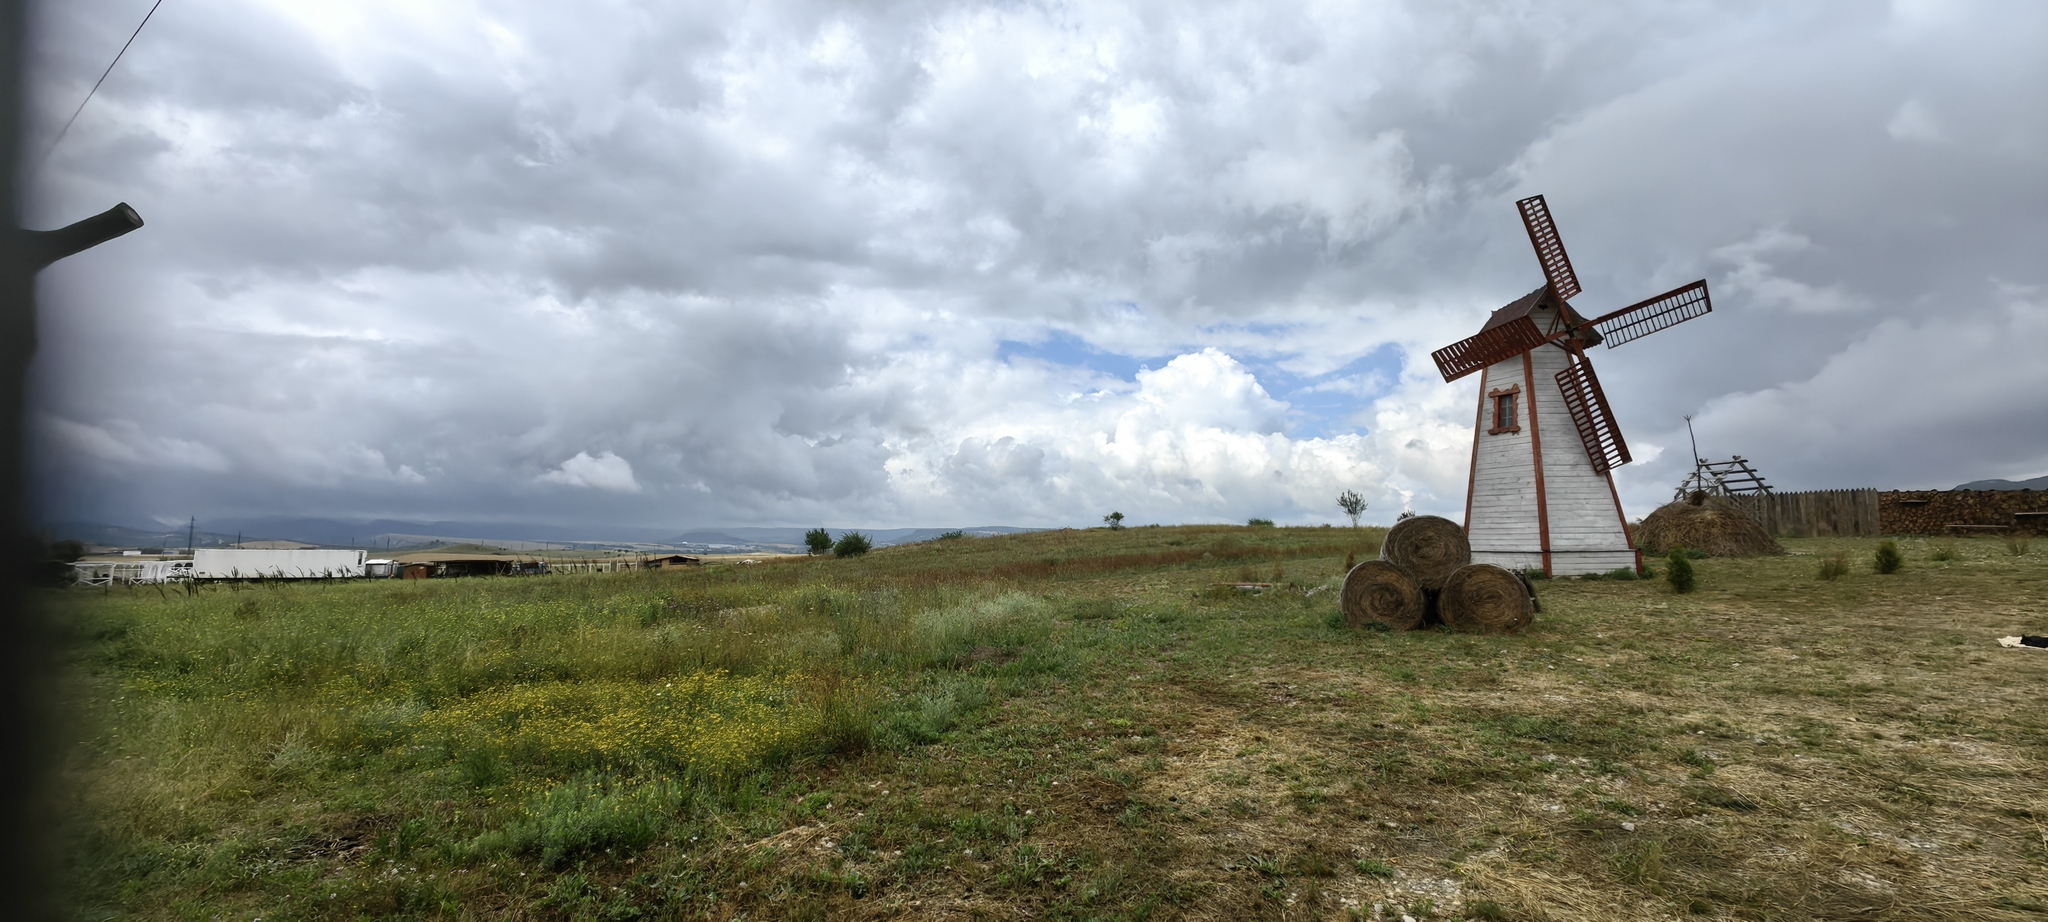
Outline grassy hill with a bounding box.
[47,525,2048,920]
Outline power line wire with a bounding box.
[35,0,168,176]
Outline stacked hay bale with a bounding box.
[1635,492,1786,557]
[1341,515,1534,633]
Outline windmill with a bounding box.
[1430,195,1712,576]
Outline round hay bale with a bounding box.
[1438,563,1534,634]
[1341,560,1426,631]
[1635,494,1785,557]
[1380,514,1471,590]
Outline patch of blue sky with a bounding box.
[995,329,1170,381]
[1237,344,1407,439]
[999,327,1406,438]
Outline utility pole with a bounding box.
[187,517,195,555]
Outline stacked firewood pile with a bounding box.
[1341,515,1534,633]
[1880,490,2048,536]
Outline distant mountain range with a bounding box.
[43,518,1043,554]
[43,522,246,551]
[1954,476,2048,491]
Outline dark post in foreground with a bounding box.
[2,70,148,920]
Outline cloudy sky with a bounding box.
[23,0,2048,535]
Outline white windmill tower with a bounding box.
[1429,195,1713,576]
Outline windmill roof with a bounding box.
[1480,286,1551,331]
[1478,285,1597,336]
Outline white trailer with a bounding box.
[191,549,367,580]
[71,559,192,586]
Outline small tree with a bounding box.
[1666,546,1696,594]
[1337,490,1368,528]
[804,528,832,556]
[832,531,872,558]
[1103,512,1125,530]
[1874,539,1903,574]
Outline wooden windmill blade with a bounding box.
[1430,315,1548,382]
[1555,359,1631,474]
[1516,195,1582,302]
[1588,280,1711,347]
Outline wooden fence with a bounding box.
[1729,489,1880,538]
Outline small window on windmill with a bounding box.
[1488,385,1521,435]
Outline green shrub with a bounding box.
[1929,544,1957,562]
[833,532,873,558]
[937,530,966,541]
[1247,518,1275,528]
[804,528,832,555]
[1665,548,1696,594]
[1523,568,1551,581]
[1874,539,1903,574]
[1605,567,1640,581]
[1817,553,1850,581]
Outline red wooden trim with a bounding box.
[1522,350,1552,576]
[1464,370,1485,533]
[1571,340,1642,570]
[1486,384,1522,434]
[1604,464,1633,538]
[1605,469,1634,554]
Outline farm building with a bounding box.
[645,554,702,569]
[395,554,517,578]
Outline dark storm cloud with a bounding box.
[24,0,2048,534]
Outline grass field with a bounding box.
[47,526,2048,920]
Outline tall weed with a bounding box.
[479,775,691,867]
[1817,553,1851,581]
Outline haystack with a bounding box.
[1635,492,1785,557]
[1341,561,1427,631]
[1438,563,1534,634]
[1380,514,1472,590]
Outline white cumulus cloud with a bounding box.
[539,451,640,493]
